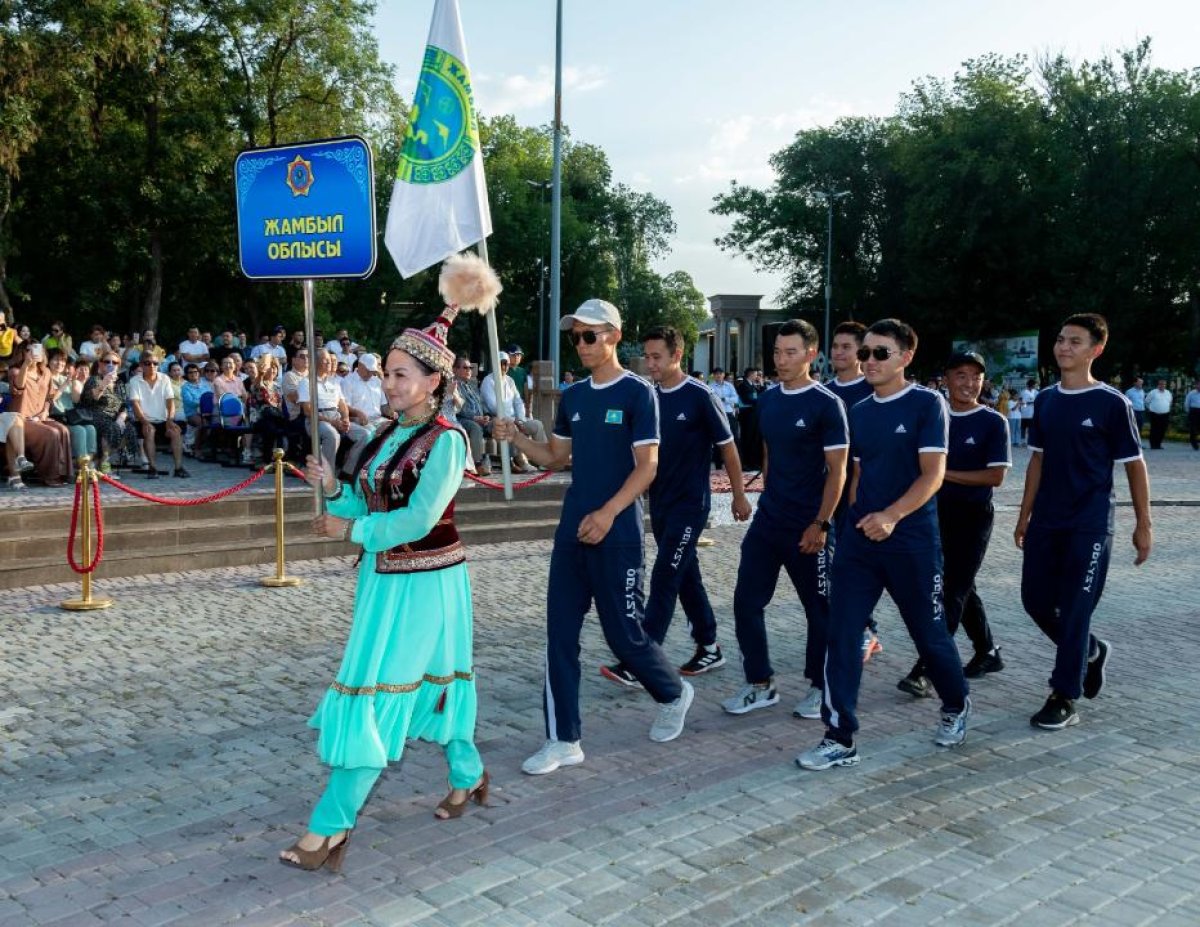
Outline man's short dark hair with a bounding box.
[867,318,918,353]
[833,320,867,344]
[777,319,819,345]
[711,366,725,375]
[641,325,681,355]
[1061,312,1108,345]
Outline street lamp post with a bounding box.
[816,189,849,378]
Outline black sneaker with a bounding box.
[1031,692,1079,730]
[680,645,726,676]
[599,663,642,689]
[145,468,159,480]
[963,648,1005,679]
[1083,639,1111,699]
[173,467,191,479]
[896,661,933,698]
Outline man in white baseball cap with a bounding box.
[559,298,622,331]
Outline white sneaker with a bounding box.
[521,740,584,776]
[721,681,779,715]
[934,696,971,748]
[649,680,694,743]
[793,686,823,720]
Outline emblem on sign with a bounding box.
[397,45,479,185]
[286,155,314,197]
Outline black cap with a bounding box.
[504,343,523,355]
[945,351,986,373]
[272,324,286,334]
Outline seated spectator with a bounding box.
[248,353,288,463]
[79,325,108,361]
[180,362,211,455]
[450,355,491,474]
[296,350,349,467]
[48,350,98,462]
[342,353,391,445]
[209,330,241,365]
[167,361,189,437]
[0,411,36,490]
[285,330,305,365]
[0,310,22,361]
[128,356,188,478]
[79,351,138,474]
[559,369,576,390]
[15,323,31,344]
[212,355,252,463]
[41,321,77,361]
[251,325,288,370]
[7,341,71,485]
[240,357,258,388]
[481,351,545,472]
[178,327,210,367]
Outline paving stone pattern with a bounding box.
[1,446,1198,925]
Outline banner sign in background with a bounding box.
[234,136,376,280]
[953,329,1039,385]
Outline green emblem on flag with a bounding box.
[605,409,624,424]
[397,45,479,185]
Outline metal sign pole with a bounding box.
[303,278,324,516]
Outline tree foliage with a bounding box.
[714,42,1200,374]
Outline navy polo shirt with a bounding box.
[849,383,948,550]
[1027,383,1142,534]
[650,377,732,514]
[940,405,1011,506]
[553,371,659,546]
[755,382,849,530]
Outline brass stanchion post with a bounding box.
[261,448,302,587]
[62,455,114,611]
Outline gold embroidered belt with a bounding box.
[330,670,474,696]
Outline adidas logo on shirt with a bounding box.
[676,412,687,421]
[965,437,976,445]
[795,418,806,427]
[895,424,907,434]
[1081,418,1094,427]
[571,412,581,422]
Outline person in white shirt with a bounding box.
[481,351,545,472]
[177,327,210,366]
[296,351,350,465]
[1017,378,1039,446]
[1145,379,1172,449]
[1185,380,1200,451]
[250,326,288,374]
[78,326,108,362]
[341,353,392,443]
[127,356,187,478]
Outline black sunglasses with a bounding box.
[140,360,156,366]
[857,346,899,362]
[568,330,605,346]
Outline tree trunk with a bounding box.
[0,173,12,316]
[142,227,163,332]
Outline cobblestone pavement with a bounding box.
[1,447,1197,926]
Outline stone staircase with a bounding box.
[0,480,567,590]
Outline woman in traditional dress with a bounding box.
[7,341,72,485]
[279,312,485,874]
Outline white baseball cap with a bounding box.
[357,353,379,372]
[559,298,622,331]
[497,351,510,365]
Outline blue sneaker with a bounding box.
[934,696,971,747]
[795,738,859,770]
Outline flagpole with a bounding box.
[475,239,513,501]
[549,0,564,385]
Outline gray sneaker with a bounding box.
[721,681,779,715]
[521,740,585,775]
[5,475,27,491]
[796,738,859,770]
[14,455,34,473]
[934,696,971,747]
[793,686,824,720]
[649,680,694,742]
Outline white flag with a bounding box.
[384,0,492,278]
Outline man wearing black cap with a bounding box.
[898,351,1011,698]
[503,343,530,403]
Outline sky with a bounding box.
[373,0,1199,307]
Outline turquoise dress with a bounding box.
[308,423,478,773]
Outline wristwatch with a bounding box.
[813,519,832,532]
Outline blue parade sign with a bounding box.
[234,136,376,280]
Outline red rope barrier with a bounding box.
[462,468,555,491]
[96,466,271,506]
[66,474,104,574]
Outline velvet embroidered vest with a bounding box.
[358,416,465,574]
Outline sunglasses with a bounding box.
[856,346,900,362]
[568,330,606,346]
[140,360,156,366]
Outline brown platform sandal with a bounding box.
[279,831,351,873]
[434,770,490,820]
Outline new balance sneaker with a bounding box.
[963,648,1005,679]
[861,630,883,663]
[1031,693,1079,730]
[721,681,779,715]
[680,644,725,676]
[1083,639,1111,699]
[934,696,971,747]
[792,686,823,720]
[796,738,859,770]
[896,662,933,699]
[600,663,642,689]
[649,680,694,743]
[521,740,585,775]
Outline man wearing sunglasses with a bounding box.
[494,299,694,776]
[128,357,189,478]
[721,319,848,721]
[798,318,970,771]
